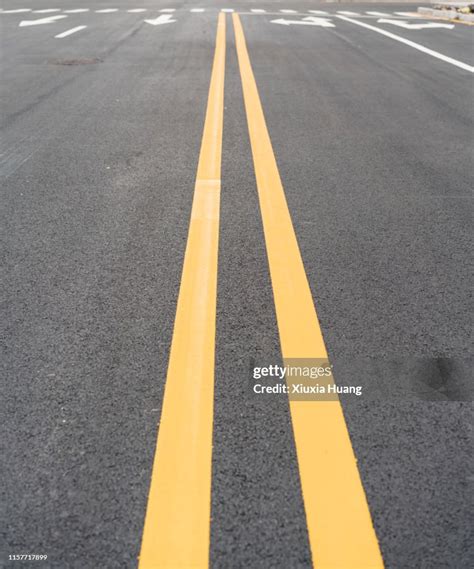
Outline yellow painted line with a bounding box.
[138,14,226,569]
[232,13,384,569]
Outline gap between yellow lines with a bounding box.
[138,14,226,569]
[233,13,384,569]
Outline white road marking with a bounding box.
[19,14,67,26]
[271,16,334,27]
[378,18,454,29]
[337,11,360,16]
[308,10,329,15]
[366,11,391,16]
[251,9,266,13]
[33,9,61,13]
[221,9,234,12]
[190,8,205,12]
[160,8,176,12]
[395,12,421,17]
[55,25,86,38]
[280,9,297,13]
[64,8,90,13]
[304,16,335,27]
[144,14,176,25]
[337,15,474,72]
[95,9,118,13]
[1,8,32,13]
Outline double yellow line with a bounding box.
[139,14,384,569]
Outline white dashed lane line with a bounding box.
[0,8,452,20]
[55,25,86,38]
[366,11,392,16]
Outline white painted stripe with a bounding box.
[337,11,360,16]
[309,10,329,15]
[55,25,86,38]
[19,14,66,26]
[190,8,205,12]
[95,8,118,13]
[128,8,147,12]
[280,9,297,13]
[251,9,266,13]
[64,8,90,13]
[221,8,234,12]
[395,12,420,17]
[160,8,176,12]
[366,11,391,16]
[1,8,32,13]
[33,8,61,13]
[337,15,474,73]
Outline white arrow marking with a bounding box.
[271,16,334,27]
[19,14,67,26]
[304,16,335,27]
[144,14,176,25]
[378,18,454,30]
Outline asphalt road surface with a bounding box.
[1,2,473,569]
